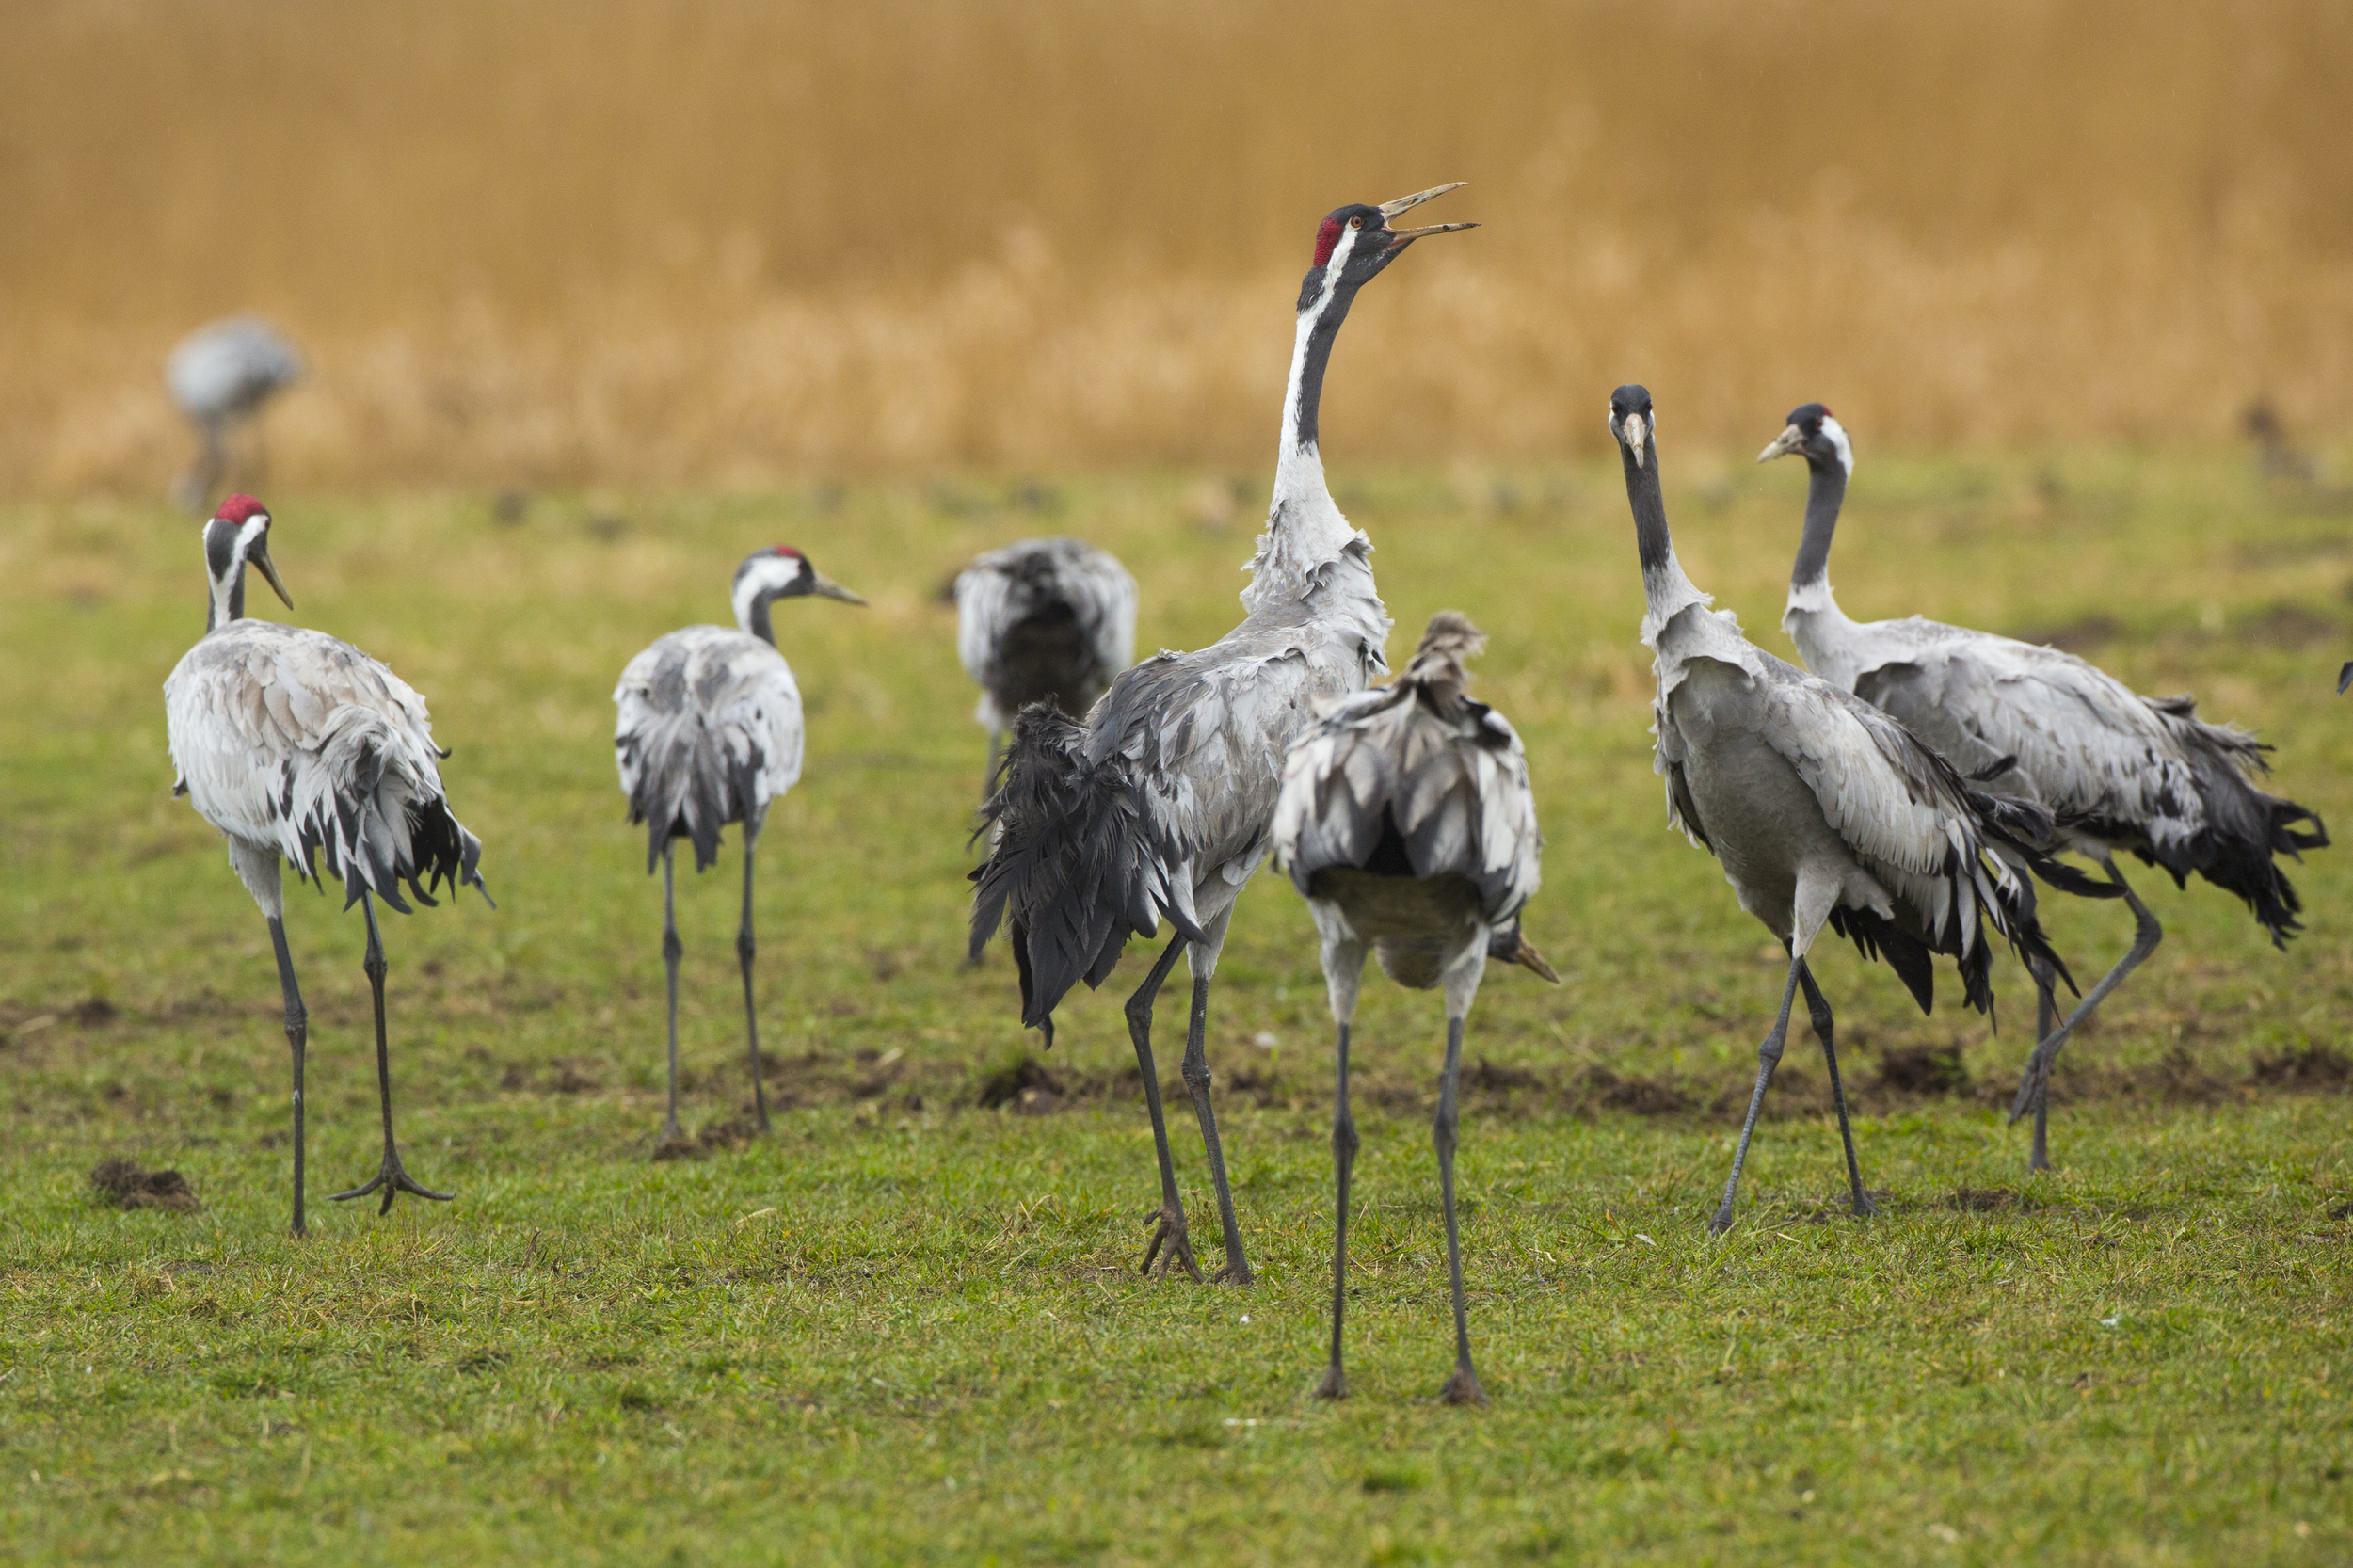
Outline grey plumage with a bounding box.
[616,624,807,875]
[1273,612,1554,1406]
[1609,387,2068,1234]
[163,495,485,1234]
[955,536,1137,740]
[969,184,1477,1285]
[612,545,866,1141]
[1762,402,2327,1168]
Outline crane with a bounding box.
[163,494,489,1236]
[614,546,867,1144]
[969,184,1477,1284]
[1273,611,1556,1406]
[167,318,304,512]
[1607,387,2072,1233]
[1760,402,2328,1169]
[954,536,1137,797]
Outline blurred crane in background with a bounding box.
[954,536,1137,799]
[614,546,867,1146]
[167,317,304,512]
[969,184,1477,1284]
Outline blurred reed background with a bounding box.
[4,0,2350,493]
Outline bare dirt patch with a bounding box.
[89,1158,200,1211]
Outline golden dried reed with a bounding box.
[4,0,2350,492]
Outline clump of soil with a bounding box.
[1571,1067,1693,1118]
[976,1054,1064,1114]
[652,1117,764,1161]
[1877,1043,1973,1096]
[2250,1043,2352,1089]
[1945,1188,2017,1213]
[89,1158,200,1211]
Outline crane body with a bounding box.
[970,185,1476,1282]
[1273,612,1554,1405]
[614,547,866,1143]
[163,495,488,1235]
[1762,404,2327,1168]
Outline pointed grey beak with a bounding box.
[810,572,867,606]
[1622,412,1649,471]
[1757,424,1806,464]
[249,539,295,610]
[1376,182,1476,248]
[1379,183,1466,218]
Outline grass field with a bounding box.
[5,450,2353,1562]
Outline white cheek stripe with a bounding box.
[1821,416,1855,476]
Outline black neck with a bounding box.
[1288,274,1364,456]
[1619,441,1673,574]
[1791,458,1848,588]
[205,520,244,632]
[745,592,776,647]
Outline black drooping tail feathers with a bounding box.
[1825,776,2075,1024]
[2141,696,2328,947]
[968,703,1202,1044]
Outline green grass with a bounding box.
[4,454,2352,1563]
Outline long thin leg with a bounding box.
[1796,962,1875,1219]
[1179,972,1253,1284]
[2010,857,2163,1170]
[1434,1016,1488,1406]
[660,841,683,1142]
[1128,935,1201,1281]
[1711,955,1805,1235]
[738,823,773,1134]
[265,916,310,1238]
[329,892,454,1214]
[1314,1018,1361,1400]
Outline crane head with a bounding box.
[1757,403,1853,476]
[730,545,868,639]
[1609,385,1655,471]
[1298,183,1477,313]
[204,493,293,610]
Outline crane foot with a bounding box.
[1139,1207,1203,1282]
[329,1150,455,1216]
[1439,1367,1490,1408]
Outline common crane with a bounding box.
[955,536,1137,797]
[167,318,304,512]
[163,495,489,1236]
[969,184,1477,1283]
[1273,611,1556,1405]
[1607,387,2070,1233]
[1761,402,2328,1169]
[614,546,867,1144]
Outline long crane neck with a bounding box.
[738,592,778,648]
[1789,457,1848,592]
[204,519,246,632]
[1248,267,1375,608]
[1618,436,1704,630]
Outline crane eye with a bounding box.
[1348,216,1363,230]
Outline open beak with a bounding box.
[1377,182,1477,248]
[810,572,867,606]
[1757,424,1806,464]
[1622,411,1649,470]
[249,540,295,610]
